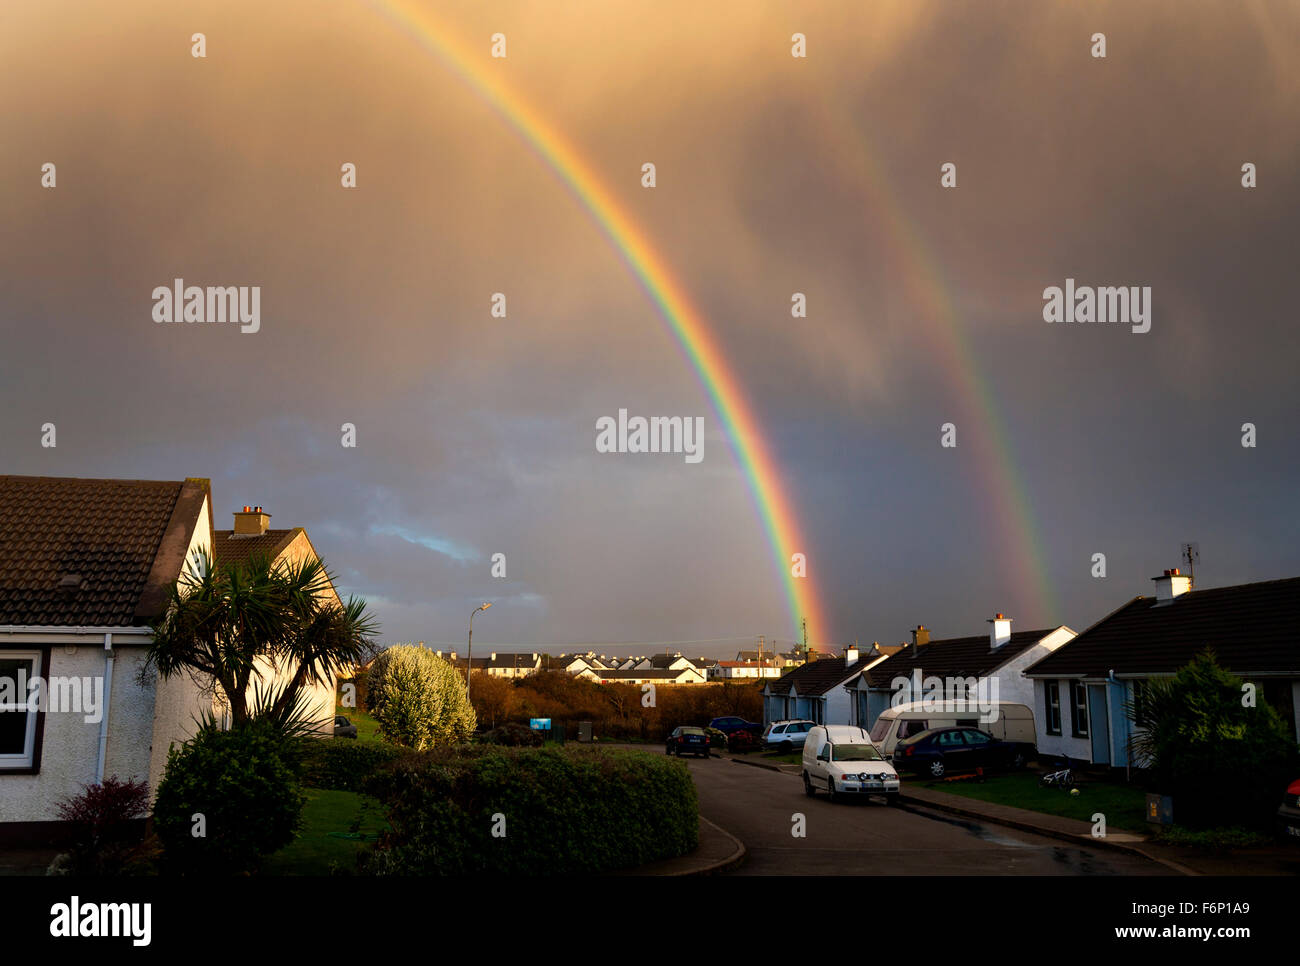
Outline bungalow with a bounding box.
[711,660,783,680]
[0,476,217,839]
[846,619,1075,731]
[591,666,707,685]
[210,506,340,729]
[0,475,345,841]
[760,643,888,726]
[1025,570,1300,769]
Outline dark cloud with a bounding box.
[3,0,1297,650]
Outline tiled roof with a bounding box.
[1026,577,1300,678]
[597,668,698,680]
[210,528,300,569]
[766,655,878,696]
[0,475,208,627]
[860,629,1060,687]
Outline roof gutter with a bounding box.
[0,625,152,636]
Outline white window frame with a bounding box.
[0,649,43,770]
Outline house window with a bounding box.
[1070,682,1089,738]
[1045,683,1062,736]
[0,650,45,772]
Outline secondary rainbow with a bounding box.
[806,82,1060,623]
[367,0,827,645]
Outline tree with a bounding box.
[145,548,378,729]
[1128,649,1298,829]
[367,645,477,749]
[470,673,519,729]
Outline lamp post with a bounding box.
[467,602,492,703]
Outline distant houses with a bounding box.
[427,647,803,686]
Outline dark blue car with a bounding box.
[892,727,1033,779]
[666,726,711,758]
[709,716,762,735]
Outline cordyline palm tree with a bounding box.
[146,547,379,730]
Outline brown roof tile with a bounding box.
[1026,577,1300,678]
[210,529,300,569]
[0,475,207,627]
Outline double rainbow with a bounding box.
[369,0,826,645]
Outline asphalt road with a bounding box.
[682,754,1167,875]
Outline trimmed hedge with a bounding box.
[362,745,698,875]
[474,723,544,747]
[300,738,402,793]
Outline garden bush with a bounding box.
[367,645,476,749]
[154,719,306,874]
[1129,650,1299,829]
[362,745,698,875]
[300,738,402,792]
[475,723,544,747]
[50,776,154,876]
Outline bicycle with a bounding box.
[1038,756,1076,789]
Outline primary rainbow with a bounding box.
[368,0,827,645]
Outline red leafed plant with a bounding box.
[53,776,153,875]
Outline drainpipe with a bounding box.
[95,633,114,784]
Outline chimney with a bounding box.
[988,613,1013,649]
[490,652,497,661]
[232,505,271,537]
[845,643,859,665]
[911,625,929,655]
[1152,567,1192,602]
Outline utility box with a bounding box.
[1145,793,1173,826]
[578,721,593,743]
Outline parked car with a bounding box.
[892,726,1033,779]
[666,726,711,758]
[762,719,816,752]
[869,701,1037,758]
[802,725,901,803]
[727,728,763,754]
[1277,778,1300,839]
[334,715,358,739]
[709,716,762,735]
[704,726,729,751]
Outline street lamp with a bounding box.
[467,602,492,703]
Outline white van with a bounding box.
[868,701,1036,758]
[801,725,901,803]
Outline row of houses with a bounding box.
[429,648,805,683]
[764,569,1300,769]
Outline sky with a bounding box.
[2,0,1298,656]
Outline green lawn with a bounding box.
[760,751,803,766]
[336,705,383,744]
[918,771,1150,832]
[263,789,388,876]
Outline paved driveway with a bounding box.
[685,754,1166,875]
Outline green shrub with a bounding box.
[475,723,543,747]
[300,739,402,792]
[367,645,476,749]
[1129,650,1299,829]
[154,719,306,874]
[362,745,698,875]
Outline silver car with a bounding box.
[762,719,816,752]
